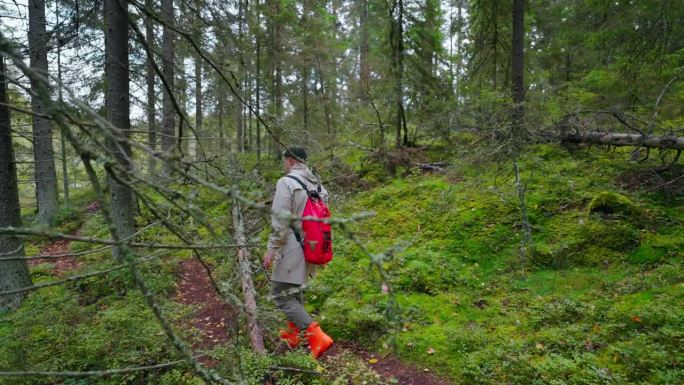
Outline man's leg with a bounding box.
[271,281,313,330]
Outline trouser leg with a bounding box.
[271,281,313,330]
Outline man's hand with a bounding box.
[263,249,276,269]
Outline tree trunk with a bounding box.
[492,0,498,89]
[178,60,188,157]
[161,0,176,175]
[237,0,245,154]
[273,27,283,157]
[105,0,136,259]
[236,95,244,154]
[0,52,32,311]
[217,88,225,149]
[266,0,284,158]
[191,0,202,163]
[192,53,201,162]
[255,0,261,161]
[231,201,266,354]
[512,0,524,134]
[561,132,684,150]
[145,0,157,177]
[247,73,253,151]
[455,0,463,99]
[302,66,309,138]
[391,0,406,147]
[56,1,69,205]
[359,0,369,99]
[28,0,59,226]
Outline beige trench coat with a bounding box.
[268,163,328,285]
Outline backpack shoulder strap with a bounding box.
[284,175,306,249]
[287,174,323,203]
[285,175,309,191]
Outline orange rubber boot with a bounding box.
[279,321,301,348]
[305,322,334,359]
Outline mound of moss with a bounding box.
[532,218,641,268]
[587,191,644,222]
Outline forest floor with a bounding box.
[3,144,681,385]
[323,342,452,385]
[29,233,81,276]
[173,257,453,384]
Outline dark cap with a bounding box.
[282,145,307,162]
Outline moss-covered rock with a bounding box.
[587,191,643,222]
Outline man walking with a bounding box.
[263,145,334,358]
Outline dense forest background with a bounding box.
[0,0,682,384]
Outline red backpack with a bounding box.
[286,175,333,265]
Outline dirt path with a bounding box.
[174,259,236,365]
[323,342,453,385]
[29,202,102,276]
[173,258,452,383]
[29,232,83,276]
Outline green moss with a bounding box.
[587,191,644,222]
[318,297,390,346]
[532,217,640,267]
[629,229,684,264]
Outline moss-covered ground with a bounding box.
[0,143,681,384]
[311,144,683,384]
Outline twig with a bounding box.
[269,366,321,375]
[652,66,683,134]
[0,356,203,377]
[0,221,159,261]
[0,251,167,297]
[0,227,247,249]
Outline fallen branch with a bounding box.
[231,200,266,355]
[416,162,449,172]
[0,227,248,249]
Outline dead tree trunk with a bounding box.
[231,201,266,354]
[0,52,32,310]
[561,132,684,150]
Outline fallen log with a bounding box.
[416,162,449,172]
[231,200,266,354]
[561,132,684,150]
